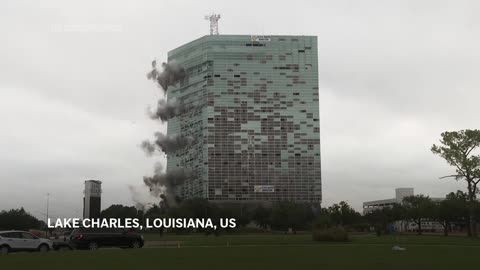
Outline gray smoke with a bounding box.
[127,185,155,212]
[147,60,186,92]
[140,140,156,156]
[143,163,193,207]
[148,98,193,122]
[140,59,192,208]
[141,133,195,155]
[154,132,195,154]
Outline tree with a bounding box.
[326,203,342,227]
[0,208,42,231]
[391,203,407,231]
[226,204,251,228]
[177,198,218,220]
[313,208,333,230]
[434,191,468,236]
[270,201,313,232]
[101,204,139,219]
[431,129,480,237]
[327,201,361,228]
[144,204,168,236]
[364,203,407,236]
[144,204,167,219]
[365,206,395,236]
[339,201,362,227]
[403,195,435,235]
[252,205,271,230]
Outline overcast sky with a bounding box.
[1,0,478,219]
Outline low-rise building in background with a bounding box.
[363,188,445,233]
[363,188,414,214]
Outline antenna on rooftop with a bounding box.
[204,13,221,35]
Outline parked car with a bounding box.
[0,230,53,255]
[52,231,74,251]
[69,228,144,250]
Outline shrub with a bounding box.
[312,227,351,242]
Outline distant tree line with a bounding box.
[1,194,478,237]
[0,208,44,231]
[99,191,479,237]
[100,199,363,235]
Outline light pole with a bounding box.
[46,193,50,222]
[46,193,50,237]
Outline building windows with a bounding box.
[167,35,321,203]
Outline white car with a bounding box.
[0,230,53,255]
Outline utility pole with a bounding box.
[44,193,50,237]
[46,193,50,224]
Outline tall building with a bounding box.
[83,180,102,218]
[167,35,321,204]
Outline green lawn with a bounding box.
[143,232,480,247]
[2,244,479,270]
[2,234,480,270]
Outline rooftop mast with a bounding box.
[204,14,221,35]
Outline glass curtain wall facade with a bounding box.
[167,35,321,204]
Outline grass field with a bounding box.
[2,234,479,270]
[143,232,480,246]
